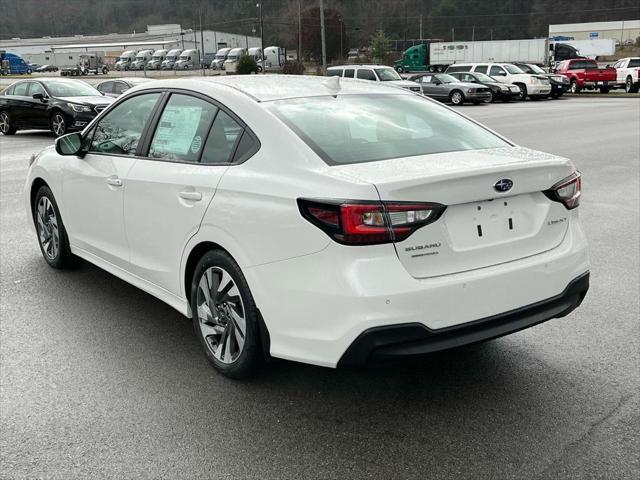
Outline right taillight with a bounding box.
[298,199,446,245]
[544,172,581,210]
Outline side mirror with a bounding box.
[55,132,83,156]
[32,93,46,101]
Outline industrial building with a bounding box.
[0,24,261,67]
[549,20,640,43]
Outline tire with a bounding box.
[50,111,67,137]
[570,79,580,93]
[625,76,639,93]
[33,186,76,269]
[514,83,527,100]
[449,90,464,106]
[551,92,561,99]
[0,110,17,135]
[102,67,108,75]
[395,66,404,73]
[190,250,263,379]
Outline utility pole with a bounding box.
[472,24,475,42]
[199,9,205,76]
[298,0,302,62]
[490,29,493,41]
[451,27,454,42]
[319,0,326,73]
[257,2,264,73]
[419,14,423,41]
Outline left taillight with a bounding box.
[297,199,446,245]
[544,172,581,210]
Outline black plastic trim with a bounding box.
[338,272,590,367]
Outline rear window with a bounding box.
[628,59,640,68]
[326,69,342,77]
[268,94,510,165]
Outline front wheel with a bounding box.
[190,250,263,379]
[0,110,17,135]
[514,84,527,100]
[449,90,464,106]
[33,186,76,269]
[50,112,67,137]
[570,79,580,93]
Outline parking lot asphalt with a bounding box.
[1,97,638,479]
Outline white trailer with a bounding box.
[430,39,550,65]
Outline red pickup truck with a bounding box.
[555,58,617,94]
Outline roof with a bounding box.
[146,75,414,102]
[327,64,392,69]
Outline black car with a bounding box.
[35,64,59,73]
[0,78,114,136]
[448,71,522,102]
[513,63,570,98]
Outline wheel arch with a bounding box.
[30,177,50,218]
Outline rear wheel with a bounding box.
[0,110,17,135]
[190,250,262,379]
[449,90,464,106]
[395,66,404,73]
[625,76,638,93]
[50,112,67,137]
[33,186,76,269]
[570,79,580,93]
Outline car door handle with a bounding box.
[179,191,202,201]
[106,176,122,187]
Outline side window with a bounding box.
[113,82,128,95]
[489,65,505,76]
[29,82,46,96]
[344,68,355,78]
[12,83,28,96]
[4,85,15,95]
[90,93,160,156]
[231,130,258,163]
[149,94,218,163]
[422,75,434,83]
[201,110,243,164]
[474,65,488,74]
[356,69,376,81]
[326,69,342,77]
[97,82,113,94]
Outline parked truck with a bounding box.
[263,46,286,71]
[115,50,137,71]
[223,48,247,73]
[211,47,232,70]
[0,51,32,75]
[554,58,617,93]
[61,53,109,76]
[611,57,640,93]
[161,49,182,70]
[174,49,199,70]
[130,49,155,70]
[146,49,168,70]
[393,38,597,73]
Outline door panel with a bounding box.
[26,82,49,128]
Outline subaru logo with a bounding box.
[494,178,513,193]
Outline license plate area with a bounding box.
[443,194,545,251]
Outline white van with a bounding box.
[326,65,422,93]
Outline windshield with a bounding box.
[435,74,458,83]
[46,81,101,97]
[375,68,402,81]
[504,64,524,74]
[179,55,188,60]
[166,56,177,61]
[152,55,162,60]
[268,94,509,165]
[472,72,497,83]
[528,64,546,74]
[118,56,130,61]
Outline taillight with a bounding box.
[544,172,581,210]
[298,199,446,245]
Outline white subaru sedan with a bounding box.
[25,75,589,378]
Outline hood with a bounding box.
[59,96,115,106]
[446,81,485,89]
[388,79,421,87]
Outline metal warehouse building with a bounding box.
[549,20,640,43]
[0,24,261,67]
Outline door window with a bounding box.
[149,94,219,163]
[489,66,506,76]
[113,82,129,95]
[474,65,488,74]
[201,110,243,164]
[89,93,160,156]
[356,69,376,81]
[344,68,355,78]
[12,83,28,96]
[326,69,343,77]
[97,81,114,94]
[29,82,46,96]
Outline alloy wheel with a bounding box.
[196,266,246,364]
[52,114,66,136]
[0,112,9,133]
[36,196,60,261]
[626,78,632,93]
[451,91,463,105]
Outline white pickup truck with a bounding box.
[611,57,640,93]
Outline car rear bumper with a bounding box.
[528,85,552,95]
[246,214,589,368]
[338,271,589,367]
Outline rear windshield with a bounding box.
[268,94,510,165]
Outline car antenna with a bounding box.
[322,75,341,97]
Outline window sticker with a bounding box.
[190,135,203,154]
[152,106,203,155]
